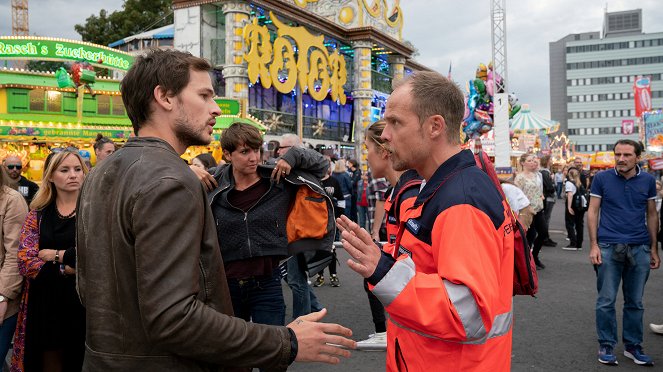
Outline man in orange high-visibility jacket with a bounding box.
[338,70,515,371]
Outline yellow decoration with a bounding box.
[243,12,347,105]
[339,7,355,24]
[293,0,318,8]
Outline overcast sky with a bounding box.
[2,0,662,117]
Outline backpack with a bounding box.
[541,169,556,198]
[571,183,589,212]
[475,151,539,297]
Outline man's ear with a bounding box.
[428,115,446,139]
[153,85,174,111]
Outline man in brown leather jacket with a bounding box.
[76,49,355,371]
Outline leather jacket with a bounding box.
[208,147,334,262]
[77,137,292,371]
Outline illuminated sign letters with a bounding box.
[0,37,134,72]
[243,12,348,105]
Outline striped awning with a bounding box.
[510,104,555,131]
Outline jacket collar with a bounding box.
[416,149,475,205]
[124,137,179,155]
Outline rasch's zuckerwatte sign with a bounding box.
[0,37,134,72]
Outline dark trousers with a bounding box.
[227,270,286,326]
[526,209,549,262]
[363,278,387,333]
[565,206,585,248]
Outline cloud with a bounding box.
[401,0,663,118]
[0,0,124,39]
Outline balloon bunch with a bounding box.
[462,62,522,141]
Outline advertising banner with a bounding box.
[634,76,652,118]
[622,119,635,135]
[644,112,663,152]
[649,158,663,170]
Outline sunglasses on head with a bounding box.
[6,164,22,170]
[50,147,79,154]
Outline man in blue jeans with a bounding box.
[588,139,660,366]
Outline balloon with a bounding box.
[55,67,75,88]
[468,79,477,96]
[474,79,486,95]
[476,63,487,81]
[463,96,470,120]
[480,124,493,134]
[486,78,494,97]
[508,92,519,107]
[509,104,522,119]
[475,109,493,125]
[463,120,481,135]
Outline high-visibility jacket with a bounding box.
[368,150,515,371]
[382,170,422,258]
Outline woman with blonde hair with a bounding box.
[515,153,549,269]
[0,159,28,363]
[12,149,88,372]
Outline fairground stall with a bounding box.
[0,36,263,181]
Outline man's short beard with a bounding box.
[174,114,210,148]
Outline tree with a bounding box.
[74,0,173,47]
[25,60,67,73]
[74,9,120,47]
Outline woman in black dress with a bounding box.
[12,149,88,372]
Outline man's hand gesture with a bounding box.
[336,215,381,278]
[287,309,355,364]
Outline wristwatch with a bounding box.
[0,295,6,303]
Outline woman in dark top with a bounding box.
[12,149,88,372]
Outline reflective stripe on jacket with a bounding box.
[371,150,514,371]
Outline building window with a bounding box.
[97,95,110,115]
[46,91,62,112]
[29,89,45,111]
[111,96,125,116]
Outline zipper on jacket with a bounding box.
[240,181,273,258]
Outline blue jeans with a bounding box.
[556,181,563,199]
[286,254,322,319]
[0,314,17,362]
[357,205,369,230]
[596,243,651,347]
[227,270,286,326]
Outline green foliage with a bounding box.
[26,60,67,73]
[74,0,173,47]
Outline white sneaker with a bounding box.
[650,323,663,334]
[356,332,387,351]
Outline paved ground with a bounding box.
[285,199,663,371]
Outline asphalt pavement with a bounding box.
[284,199,663,371]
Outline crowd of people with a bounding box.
[0,48,658,371]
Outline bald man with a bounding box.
[3,156,38,205]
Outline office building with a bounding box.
[549,9,663,152]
